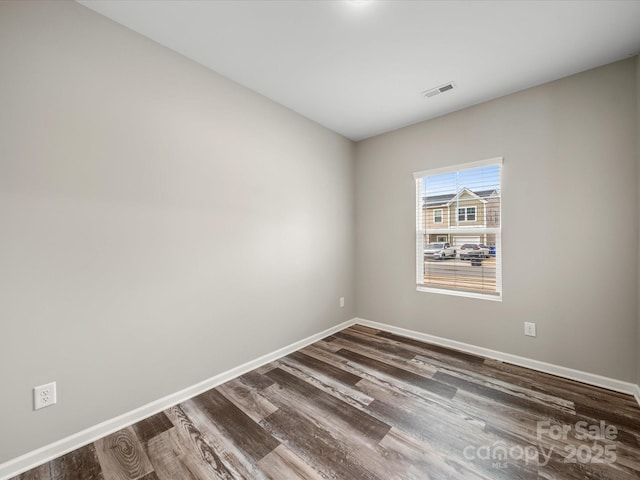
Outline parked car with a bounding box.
[424,242,456,260]
[459,243,490,260]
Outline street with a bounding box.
[423,257,497,293]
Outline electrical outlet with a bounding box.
[524,322,536,337]
[339,297,345,308]
[33,382,57,410]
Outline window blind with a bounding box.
[414,157,502,300]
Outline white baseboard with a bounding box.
[355,318,640,400]
[0,319,356,480]
[2,316,637,480]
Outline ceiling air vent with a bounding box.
[422,82,456,98]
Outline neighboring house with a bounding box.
[423,188,500,248]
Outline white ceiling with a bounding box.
[77,0,640,141]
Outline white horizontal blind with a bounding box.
[414,158,502,300]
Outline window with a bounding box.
[458,206,476,222]
[414,157,502,300]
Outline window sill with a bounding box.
[416,286,502,302]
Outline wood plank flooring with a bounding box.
[12,325,640,479]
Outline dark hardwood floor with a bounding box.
[12,324,640,479]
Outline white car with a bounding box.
[458,243,490,260]
[424,242,456,260]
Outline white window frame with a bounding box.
[433,209,443,223]
[458,206,476,222]
[414,157,503,301]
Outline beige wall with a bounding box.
[0,1,355,463]
[356,58,638,383]
[447,194,485,228]
[425,205,450,229]
[424,198,490,230]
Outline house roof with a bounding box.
[423,188,498,208]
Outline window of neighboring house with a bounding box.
[458,206,476,222]
[414,157,502,301]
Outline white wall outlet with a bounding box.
[33,382,57,410]
[524,322,536,337]
[339,296,345,308]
